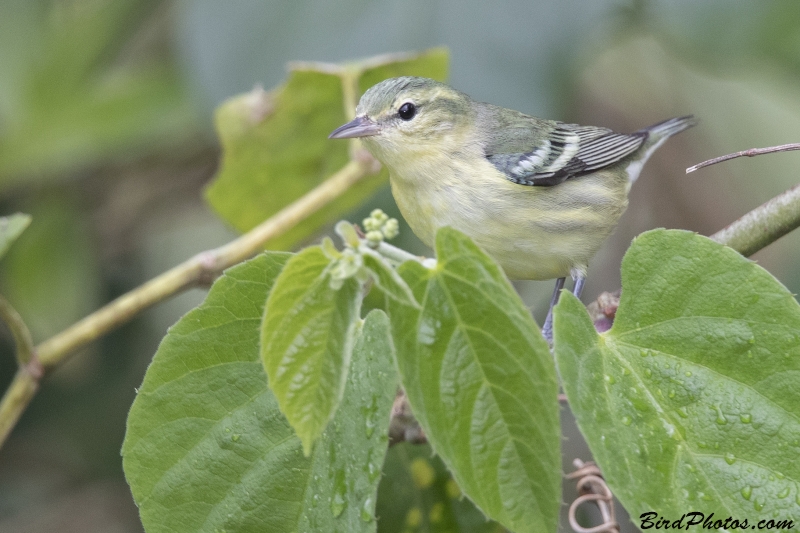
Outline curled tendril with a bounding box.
[566,460,619,533]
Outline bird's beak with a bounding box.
[328,116,380,139]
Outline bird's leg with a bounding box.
[541,277,565,343]
[572,273,586,299]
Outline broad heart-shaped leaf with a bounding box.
[204,48,448,251]
[261,245,361,455]
[0,213,31,260]
[386,227,561,533]
[122,254,398,533]
[377,443,504,533]
[555,229,800,524]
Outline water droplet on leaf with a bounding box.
[330,470,347,517]
[724,453,736,465]
[713,405,727,425]
[367,460,380,482]
[360,497,373,522]
[362,396,379,438]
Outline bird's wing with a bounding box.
[485,123,647,186]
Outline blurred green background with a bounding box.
[1,1,799,532]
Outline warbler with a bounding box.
[329,76,695,340]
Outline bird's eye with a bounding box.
[398,102,416,121]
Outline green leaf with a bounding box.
[123,254,397,533]
[555,229,800,523]
[377,443,505,533]
[204,49,448,250]
[0,213,31,260]
[362,249,419,308]
[261,245,361,454]
[386,227,561,533]
[301,309,398,531]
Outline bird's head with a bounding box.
[329,77,473,163]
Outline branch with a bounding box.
[686,144,800,173]
[586,181,800,332]
[36,159,376,367]
[686,143,800,256]
[0,157,379,449]
[0,296,42,445]
[709,182,800,258]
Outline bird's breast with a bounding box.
[385,146,630,280]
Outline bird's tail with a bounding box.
[639,115,697,141]
[625,115,696,184]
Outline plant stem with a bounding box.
[0,159,377,448]
[37,159,373,367]
[711,182,800,257]
[369,240,424,265]
[0,370,39,446]
[0,295,34,366]
[687,144,800,173]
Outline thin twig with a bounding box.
[686,143,800,173]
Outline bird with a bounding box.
[329,76,695,342]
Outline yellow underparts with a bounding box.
[368,137,631,281]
